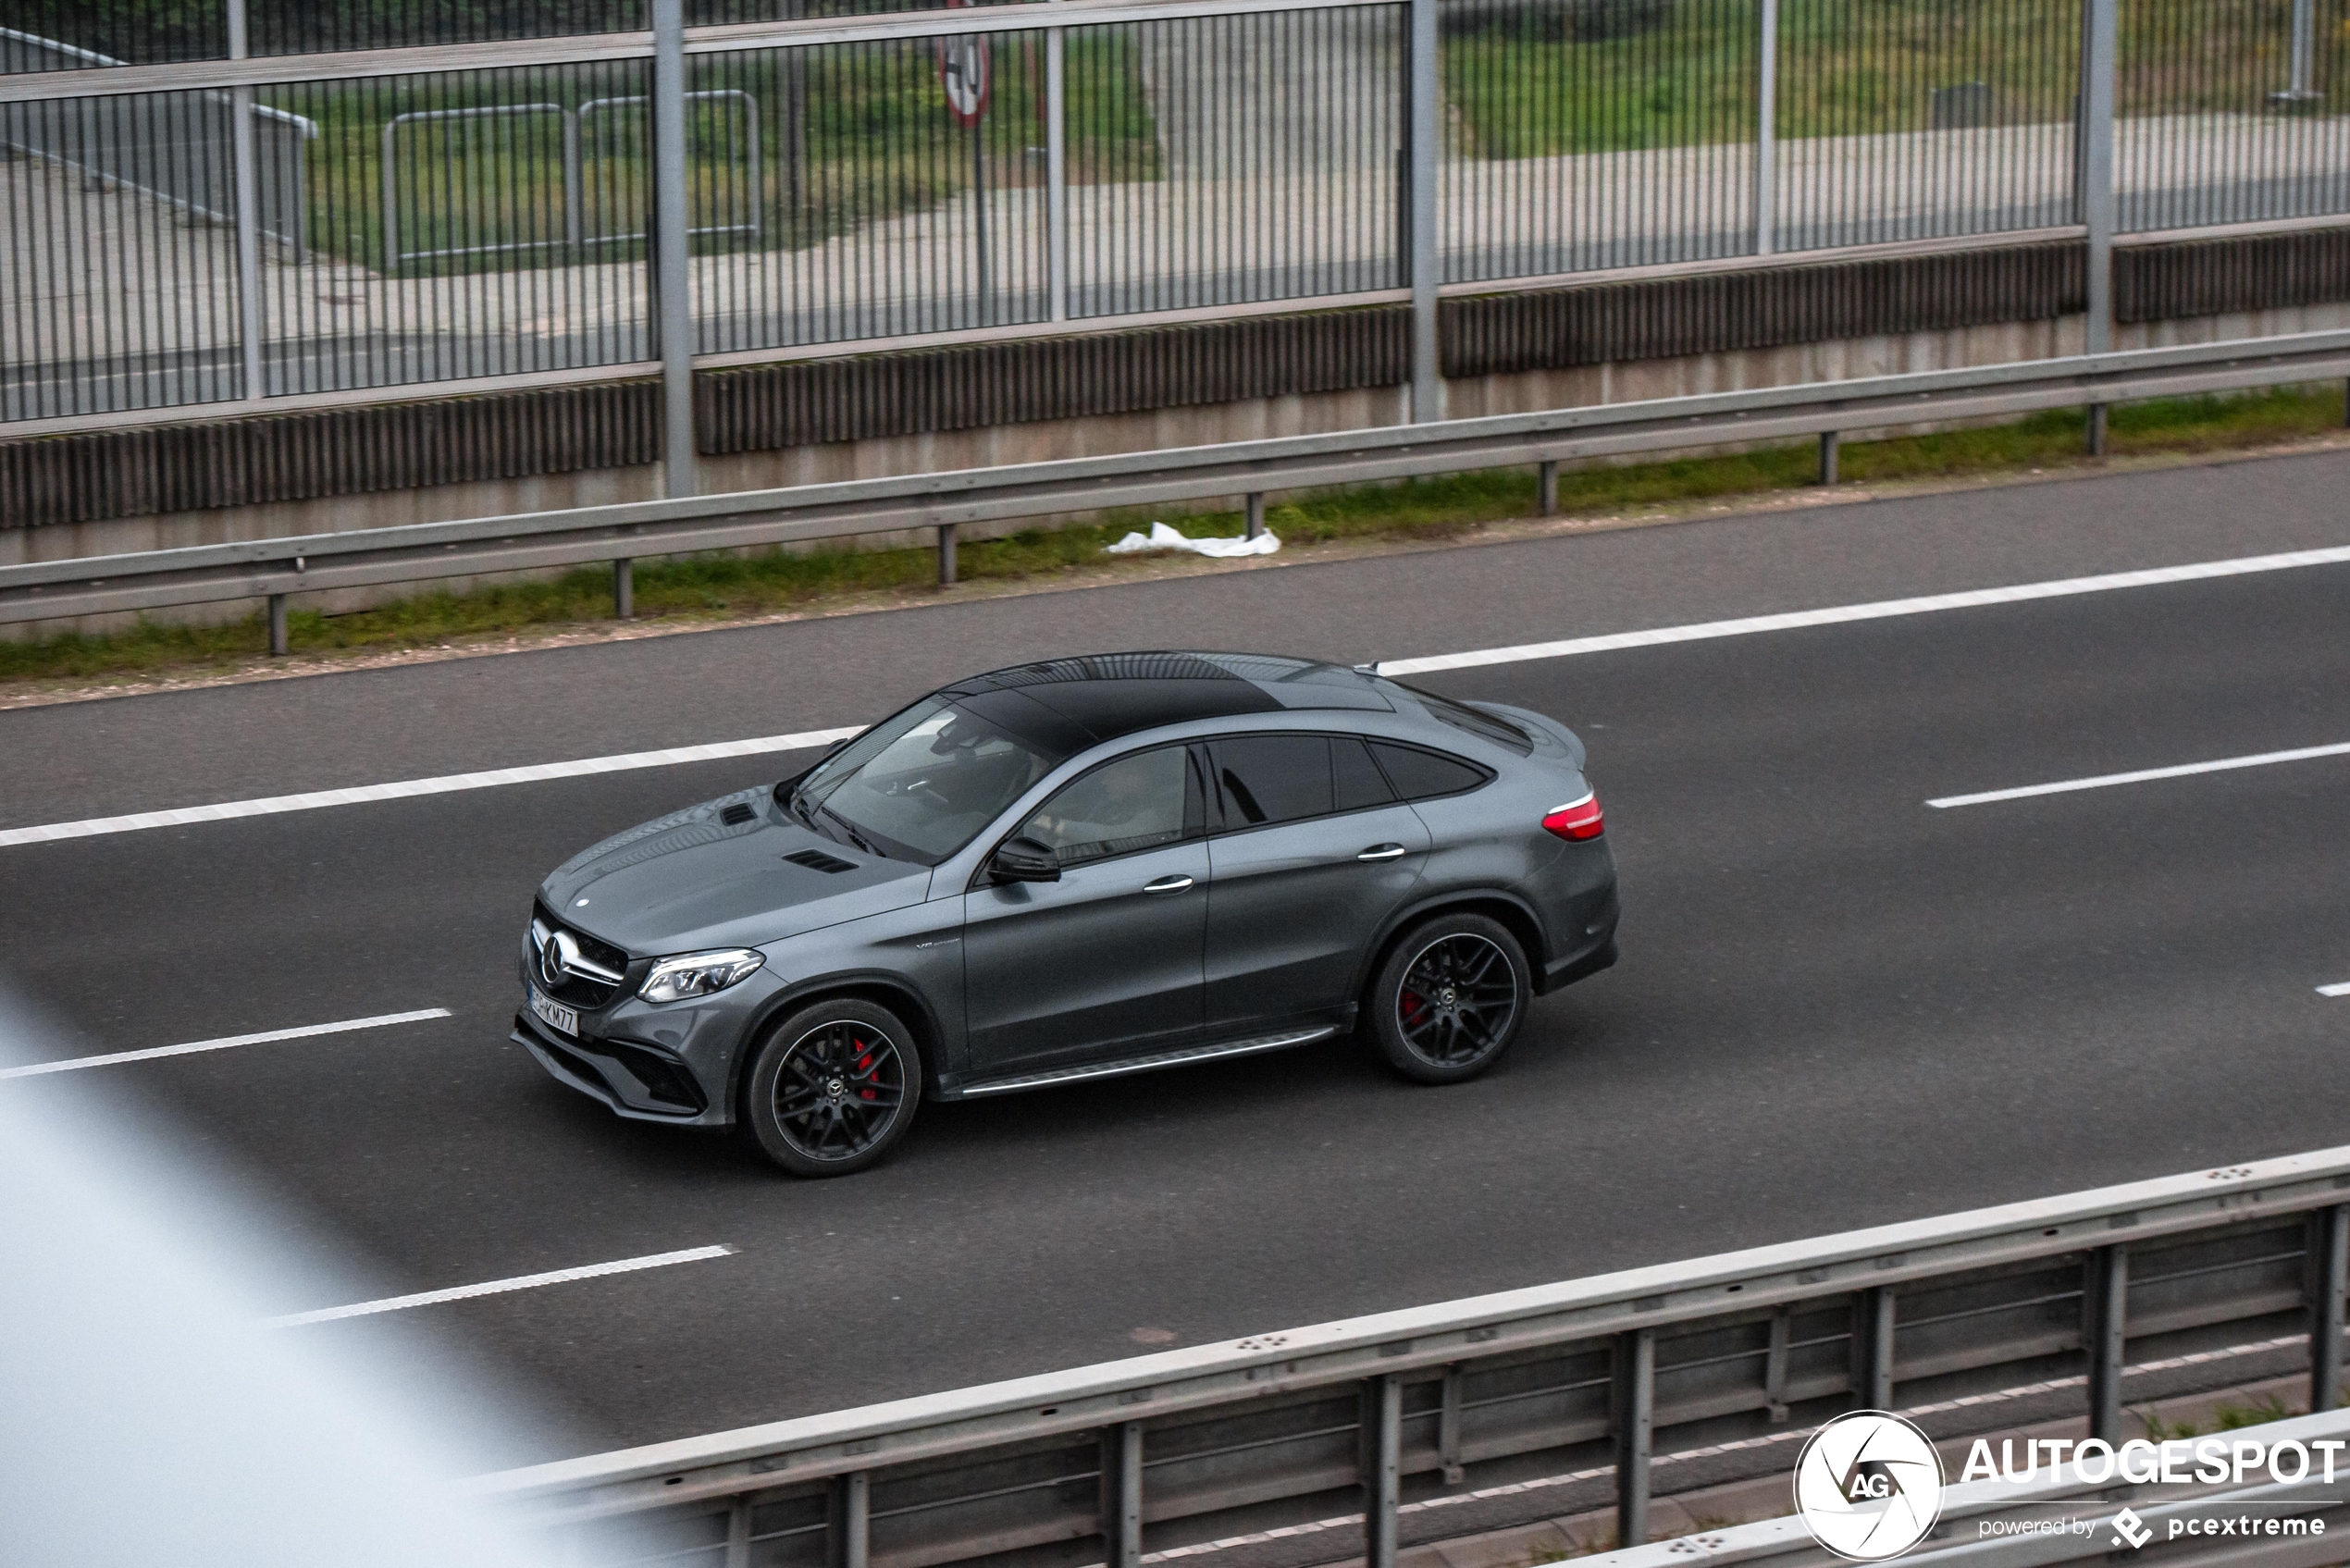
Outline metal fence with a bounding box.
[4,0,2350,438]
[468,1142,2350,1568]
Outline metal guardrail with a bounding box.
[9,327,2350,650]
[471,1142,2350,1568]
[1577,1403,2350,1568]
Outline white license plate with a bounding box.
[529,985,579,1037]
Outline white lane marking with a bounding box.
[1373,543,2350,675]
[1926,740,2350,809]
[265,1244,735,1328]
[0,726,862,850]
[0,1008,453,1080]
[2321,982,2350,998]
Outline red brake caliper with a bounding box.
[855,1039,877,1100]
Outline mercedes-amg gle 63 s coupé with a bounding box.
[516,653,1619,1176]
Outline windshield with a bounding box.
[793,697,1062,864]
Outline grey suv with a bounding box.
[515,653,1619,1176]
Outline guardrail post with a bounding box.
[1405,0,1441,424]
[2084,1243,2129,1443]
[1538,460,1558,515]
[1102,1422,1143,1568]
[1856,1287,1896,1410]
[266,592,289,656]
[2311,1206,2348,1412]
[1613,1328,1653,1549]
[1763,1306,1792,1422]
[725,1497,752,1568]
[1438,1364,1466,1484]
[938,524,959,586]
[1817,430,1839,486]
[829,1469,870,1568]
[1245,493,1267,540]
[614,559,634,619]
[652,0,698,501]
[1364,1375,1402,1568]
[228,0,266,404]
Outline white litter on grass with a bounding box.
[1105,521,1280,559]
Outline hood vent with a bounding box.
[720,802,757,826]
[785,847,856,874]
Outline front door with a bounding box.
[961,744,1207,1079]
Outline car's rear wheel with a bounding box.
[743,1000,921,1177]
[1367,914,1530,1083]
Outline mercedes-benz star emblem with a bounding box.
[540,930,570,987]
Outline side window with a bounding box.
[1208,735,1334,830]
[1017,746,1196,867]
[1369,741,1490,801]
[1332,736,1396,812]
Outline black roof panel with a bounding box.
[943,652,1384,745]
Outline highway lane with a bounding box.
[1,457,2346,1467]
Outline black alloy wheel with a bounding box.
[1367,913,1530,1083]
[744,999,921,1176]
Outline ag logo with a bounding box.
[1793,1411,1945,1562]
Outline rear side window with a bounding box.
[1332,736,1396,812]
[1209,735,1333,828]
[1370,741,1491,801]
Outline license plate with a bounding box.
[529,985,579,1037]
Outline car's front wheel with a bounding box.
[1367,913,1530,1083]
[743,1000,921,1177]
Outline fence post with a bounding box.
[2078,0,2117,448]
[1538,458,1558,515]
[1046,6,1068,323]
[1438,1364,1466,1484]
[1754,0,1777,257]
[614,559,634,619]
[227,0,266,405]
[1406,0,1441,424]
[938,524,959,586]
[267,593,289,657]
[1817,430,1838,485]
[1245,493,1267,539]
[2312,1206,2348,1413]
[1363,1375,1402,1568]
[2084,1243,2129,1443]
[651,0,698,501]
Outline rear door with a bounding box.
[962,744,1208,1079]
[1199,734,1429,1036]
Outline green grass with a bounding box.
[5,385,2340,688]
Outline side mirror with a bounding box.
[989,836,1061,883]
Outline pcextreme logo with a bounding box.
[1793,1412,1947,1562]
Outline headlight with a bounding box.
[638,948,765,1005]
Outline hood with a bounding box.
[538,787,932,956]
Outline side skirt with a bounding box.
[949,1025,1338,1100]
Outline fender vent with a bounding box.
[720,802,757,826]
[785,847,856,874]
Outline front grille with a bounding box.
[529,902,631,1008]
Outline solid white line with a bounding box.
[1373,543,2350,675]
[0,1008,453,1080]
[265,1245,736,1328]
[0,726,862,850]
[1927,740,2350,809]
[2321,982,2350,998]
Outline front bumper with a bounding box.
[513,1006,734,1127]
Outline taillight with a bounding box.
[1542,792,1604,841]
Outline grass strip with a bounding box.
[6,386,2343,687]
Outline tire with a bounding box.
[742,999,922,1177]
[1367,913,1531,1084]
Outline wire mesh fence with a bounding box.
[6,0,2350,427]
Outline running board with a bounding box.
[957,1026,1338,1098]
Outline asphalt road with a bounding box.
[3,451,2346,1470]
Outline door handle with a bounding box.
[1144,874,1195,894]
[1356,845,1407,861]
